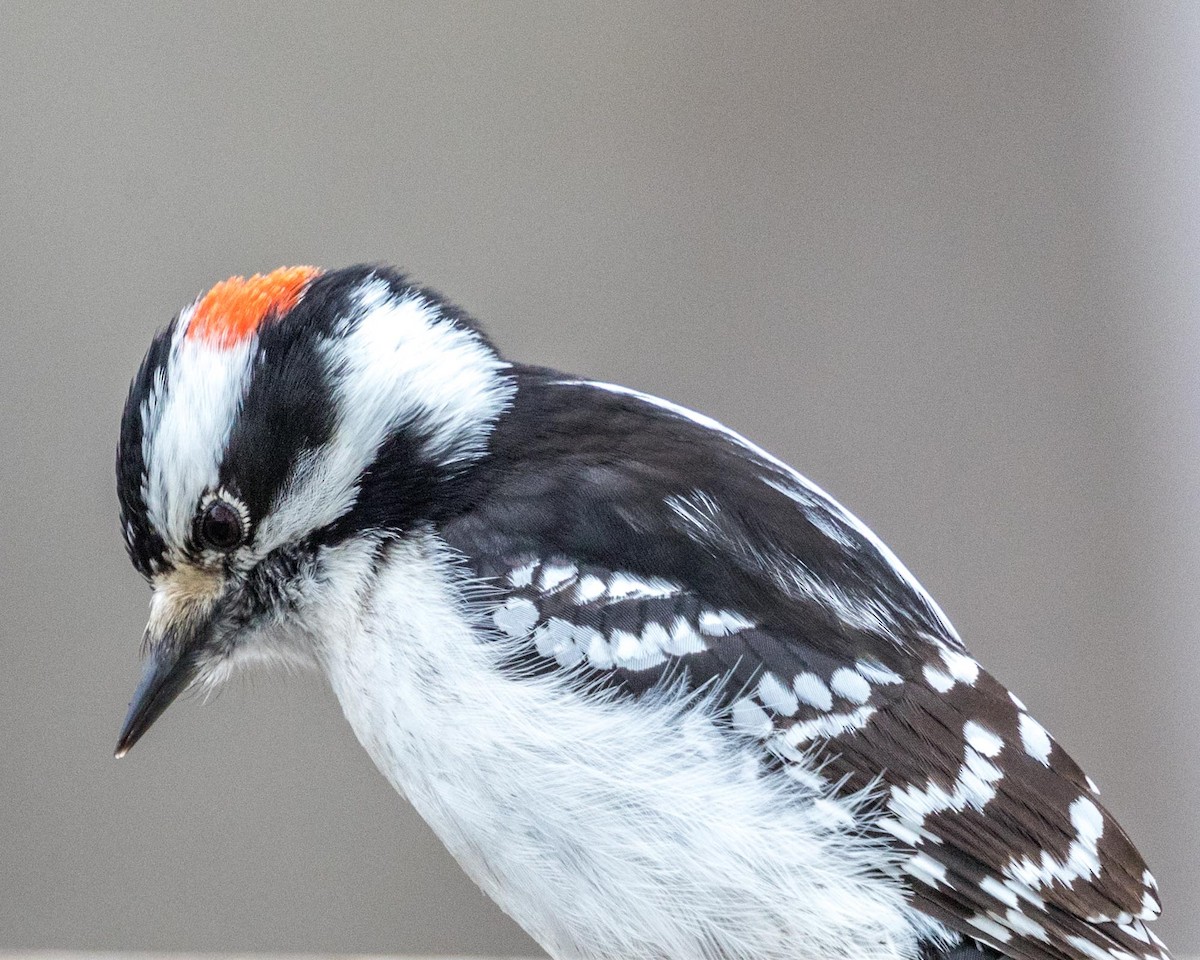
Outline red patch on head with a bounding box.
[186,266,322,346]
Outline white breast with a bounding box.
[312,532,949,960]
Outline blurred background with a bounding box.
[1,2,1196,955]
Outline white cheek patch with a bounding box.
[142,305,256,554]
[255,280,514,553]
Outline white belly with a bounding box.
[315,533,942,960]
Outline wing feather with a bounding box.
[450,542,1167,960]
[443,371,1168,960]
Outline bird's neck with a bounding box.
[315,531,487,798]
[313,531,557,909]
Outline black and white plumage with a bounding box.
[115,264,1169,960]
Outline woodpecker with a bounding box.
[115,265,1169,960]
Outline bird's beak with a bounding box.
[115,568,223,758]
[114,639,204,758]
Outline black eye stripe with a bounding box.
[218,282,340,525]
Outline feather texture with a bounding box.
[439,371,1168,960]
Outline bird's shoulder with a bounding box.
[455,364,957,643]
[439,368,1167,960]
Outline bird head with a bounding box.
[114,265,514,756]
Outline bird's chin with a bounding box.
[196,631,318,691]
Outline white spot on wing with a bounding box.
[923,665,956,693]
[618,647,668,671]
[608,629,669,671]
[793,672,833,711]
[576,575,606,602]
[553,637,586,668]
[611,630,641,661]
[605,572,678,600]
[698,609,754,636]
[940,648,979,685]
[1004,908,1049,941]
[830,667,872,704]
[889,744,1003,825]
[979,875,1019,908]
[904,852,948,887]
[966,914,1012,942]
[1018,713,1052,765]
[1003,795,1106,894]
[785,706,876,745]
[856,660,903,685]
[963,721,1004,758]
[539,564,577,591]
[1141,869,1162,918]
[756,672,799,716]
[1071,795,1104,849]
[878,817,922,846]
[494,597,539,638]
[664,617,707,655]
[532,618,609,670]
[1066,934,1115,960]
[639,621,671,656]
[507,561,536,588]
[584,629,615,669]
[959,750,1004,809]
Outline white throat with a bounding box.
[313,531,946,960]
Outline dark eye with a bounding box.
[198,499,245,551]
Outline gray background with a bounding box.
[1,1,1196,955]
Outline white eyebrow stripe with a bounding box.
[143,305,256,551]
